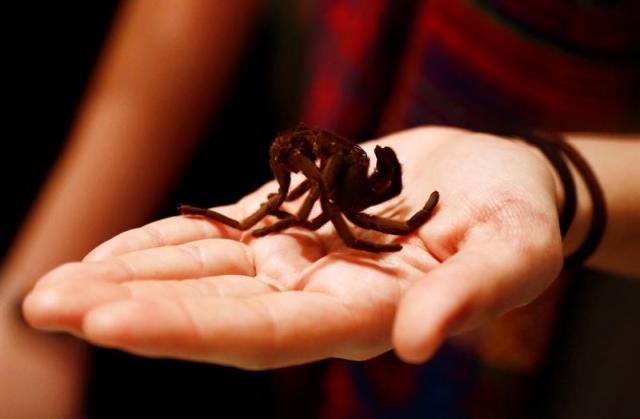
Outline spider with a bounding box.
[179,125,439,252]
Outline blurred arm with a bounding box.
[0,3,259,417]
[562,134,640,278]
[2,0,260,298]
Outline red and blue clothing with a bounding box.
[302,0,639,140]
[276,1,639,417]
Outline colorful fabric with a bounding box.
[302,0,639,140]
[273,1,639,418]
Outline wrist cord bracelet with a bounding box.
[517,131,607,268]
[533,132,607,267]
[519,132,577,237]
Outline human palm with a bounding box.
[24,127,563,368]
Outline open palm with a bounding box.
[24,127,563,368]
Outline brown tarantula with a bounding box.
[179,125,439,252]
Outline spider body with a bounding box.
[179,125,439,252]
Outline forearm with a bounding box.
[563,134,640,277]
[1,0,260,298]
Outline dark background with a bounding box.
[4,2,639,419]
[4,2,284,417]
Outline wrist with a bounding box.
[515,137,591,257]
[515,130,608,268]
[556,140,592,257]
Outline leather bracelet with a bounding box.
[532,132,607,268]
[517,131,607,267]
[519,131,577,237]
[489,128,606,268]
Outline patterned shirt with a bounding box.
[275,1,639,418]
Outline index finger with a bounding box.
[85,205,242,261]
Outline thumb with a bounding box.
[392,233,562,364]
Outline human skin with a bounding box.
[557,133,640,276]
[0,1,259,417]
[22,127,640,368]
[4,1,639,416]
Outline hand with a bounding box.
[23,126,563,368]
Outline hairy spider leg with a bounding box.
[345,190,440,235]
[178,165,291,230]
[358,146,403,209]
[253,150,352,236]
[252,189,320,236]
[252,154,326,236]
[320,151,405,252]
[252,189,336,237]
[285,147,335,203]
[285,179,311,201]
[322,198,402,252]
[303,211,331,229]
[271,209,293,219]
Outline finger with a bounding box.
[85,207,242,261]
[123,275,275,300]
[80,291,370,369]
[79,244,439,369]
[86,229,323,289]
[392,236,562,364]
[24,273,272,334]
[25,237,256,333]
[109,238,255,281]
[23,277,129,334]
[45,239,254,288]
